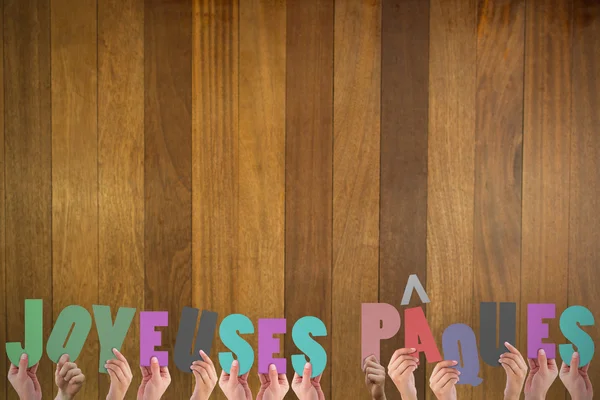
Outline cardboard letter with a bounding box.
[291,316,327,378]
[480,302,516,366]
[140,311,169,366]
[559,305,595,367]
[401,274,430,305]
[404,307,442,362]
[442,324,483,386]
[47,305,92,362]
[219,314,254,375]
[527,304,556,359]
[94,305,136,373]
[174,307,218,372]
[361,303,401,364]
[258,319,286,373]
[6,299,43,367]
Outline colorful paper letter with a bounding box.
[527,304,556,359]
[94,305,136,373]
[258,319,286,374]
[140,311,169,366]
[291,316,327,378]
[480,302,516,366]
[442,324,483,386]
[559,305,595,367]
[174,307,218,372]
[361,303,401,364]
[401,274,430,305]
[404,307,442,362]
[219,314,255,376]
[6,299,43,367]
[47,305,92,362]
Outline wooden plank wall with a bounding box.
[2,0,600,399]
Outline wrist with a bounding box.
[56,392,73,400]
[524,394,545,400]
[399,392,417,400]
[373,394,387,400]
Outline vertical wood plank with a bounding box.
[98,0,144,398]
[239,0,285,397]
[51,0,98,397]
[285,0,333,397]
[0,0,5,396]
[192,0,238,398]
[427,0,476,399]
[522,0,571,399]
[569,0,600,392]
[4,0,53,398]
[332,0,380,399]
[380,0,429,398]
[473,0,524,397]
[145,0,193,397]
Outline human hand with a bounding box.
[362,355,387,400]
[105,348,133,400]
[7,353,42,400]
[499,342,528,400]
[137,357,172,400]
[291,363,325,400]
[218,360,252,400]
[387,348,419,400]
[429,360,459,400]
[524,349,558,400]
[257,364,290,400]
[54,354,85,400]
[559,352,593,400]
[190,350,218,400]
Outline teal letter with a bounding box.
[46,305,92,362]
[291,316,327,378]
[218,314,254,375]
[94,305,136,373]
[6,299,43,367]
[559,305,595,367]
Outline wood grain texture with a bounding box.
[239,0,285,396]
[427,0,476,399]
[522,0,571,399]
[192,0,238,398]
[285,0,333,397]
[145,0,193,397]
[4,0,53,398]
[98,0,144,398]
[333,0,380,398]
[51,0,99,397]
[569,0,600,391]
[473,0,524,397]
[380,0,429,398]
[0,0,5,396]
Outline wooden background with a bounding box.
[1,0,598,399]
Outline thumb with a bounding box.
[302,362,312,385]
[569,352,580,376]
[268,364,279,388]
[229,360,240,385]
[150,357,161,379]
[537,349,548,372]
[17,354,28,377]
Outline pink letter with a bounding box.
[258,319,286,373]
[361,303,401,365]
[527,304,556,359]
[140,311,169,366]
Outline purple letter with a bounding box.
[527,304,556,359]
[442,324,482,386]
[258,319,286,373]
[361,303,401,365]
[140,312,169,366]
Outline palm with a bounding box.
[8,365,41,400]
[525,366,540,392]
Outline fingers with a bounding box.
[268,364,279,388]
[430,361,459,386]
[17,354,28,377]
[302,363,312,386]
[389,348,416,367]
[140,365,150,378]
[191,364,210,384]
[192,359,217,382]
[63,368,82,382]
[199,350,215,368]
[500,352,527,373]
[499,356,520,376]
[69,373,86,385]
[527,358,537,370]
[229,360,240,385]
[57,354,70,371]
[59,362,78,379]
[388,354,419,374]
[570,352,580,376]
[150,357,161,380]
[537,349,548,372]
[106,363,127,383]
[362,354,379,371]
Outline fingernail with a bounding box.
[200,350,206,355]
[505,342,510,346]
[232,360,239,367]
[573,352,579,358]
[151,357,158,364]
[458,371,461,375]
[410,348,416,352]
[539,349,545,355]
[305,363,310,369]
[270,364,276,371]
[451,360,458,365]
[20,353,27,360]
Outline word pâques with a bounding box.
[5,300,327,377]
[362,275,596,386]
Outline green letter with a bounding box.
[6,299,43,367]
[94,305,136,373]
[46,305,92,362]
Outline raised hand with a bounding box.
[190,350,218,400]
[106,348,133,400]
[559,352,593,400]
[257,364,290,400]
[7,353,42,400]
[524,349,558,400]
[362,355,386,400]
[137,357,172,400]
[55,354,85,400]
[291,363,325,400]
[499,342,528,400]
[218,360,252,400]
[387,348,419,400]
[429,360,459,400]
